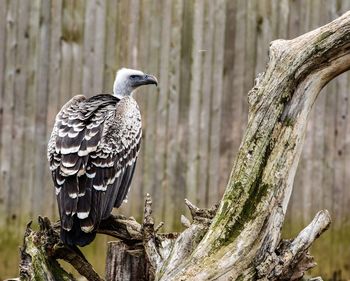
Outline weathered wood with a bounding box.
[22,0,41,227]
[143,0,161,222]
[19,214,148,281]
[10,0,29,231]
[19,217,102,281]
[71,0,84,97]
[219,0,236,196]
[3,0,20,231]
[0,2,7,202]
[176,0,193,227]
[207,0,226,205]
[81,0,96,97]
[186,0,204,205]
[155,0,171,226]
[103,0,118,91]
[92,0,106,95]
[32,0,51,218]
[198,0,214,207]
[164,0,183,230]
[1,0,18,227]
[256,210,331,281]
[231,0,247,167]
[105,241,150,281]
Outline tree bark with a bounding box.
[18,11,350,281]
[105,241,152,281]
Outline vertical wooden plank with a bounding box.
[60,0,73,104]
[186,0,204,205]
[333,71,348,269]
[164,0,183,229]
[341,4,350,270]
[92,0,106,94]
[127,0,140,68]
[82,0,96,97]
[277,0,289,38]
[173,0,193,223]
[1,0,18,226]
[255,0,274,75]
[287,0,301,39]
[127,0,151,221]
[46,0,62,219]
[230,0,246,170]
[115,0,129,69]
[32,0,51,217]
[197,0,214,207]
[103,0,118,92]
[71,0,85,96]
[147,2,165,221]
[153,0,171,225]
[11,0,30,229]
[145,0,161,222]
[270,0,279,37]
[342,4,350,274]
[219,0,236,195]
[207,0,226,205]
[0,1,8,223]
[243,0,257,98]
[22,0,41,221]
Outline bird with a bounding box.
[47,68,158,246]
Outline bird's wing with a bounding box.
[90,96,142,221]
[48,95,141,234]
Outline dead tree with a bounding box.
[18,11,350,281]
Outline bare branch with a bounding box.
[180,215,191,228]
[257,210,331,280]
[20,217,101,281]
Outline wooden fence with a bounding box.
[0,0,349,279]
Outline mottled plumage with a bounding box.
[48,68,157,246]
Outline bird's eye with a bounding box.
[130,75,139,79]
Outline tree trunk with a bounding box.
[155,10,350,281]
[105,241,152,281]
[18,11,350,281]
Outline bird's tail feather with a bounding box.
[60,217,96,247]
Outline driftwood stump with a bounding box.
[18,11,350,281]
[105,241,150,281]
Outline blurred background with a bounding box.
[0,0,349,280]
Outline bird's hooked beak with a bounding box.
[133,74,158,87]
[143,74,158,86]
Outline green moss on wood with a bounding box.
[22,229,75,281]
[213,181,271,251]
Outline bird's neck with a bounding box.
[113,81,134,99]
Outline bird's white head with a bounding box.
[113,68,158,99]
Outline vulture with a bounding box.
[47,68,158,246]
